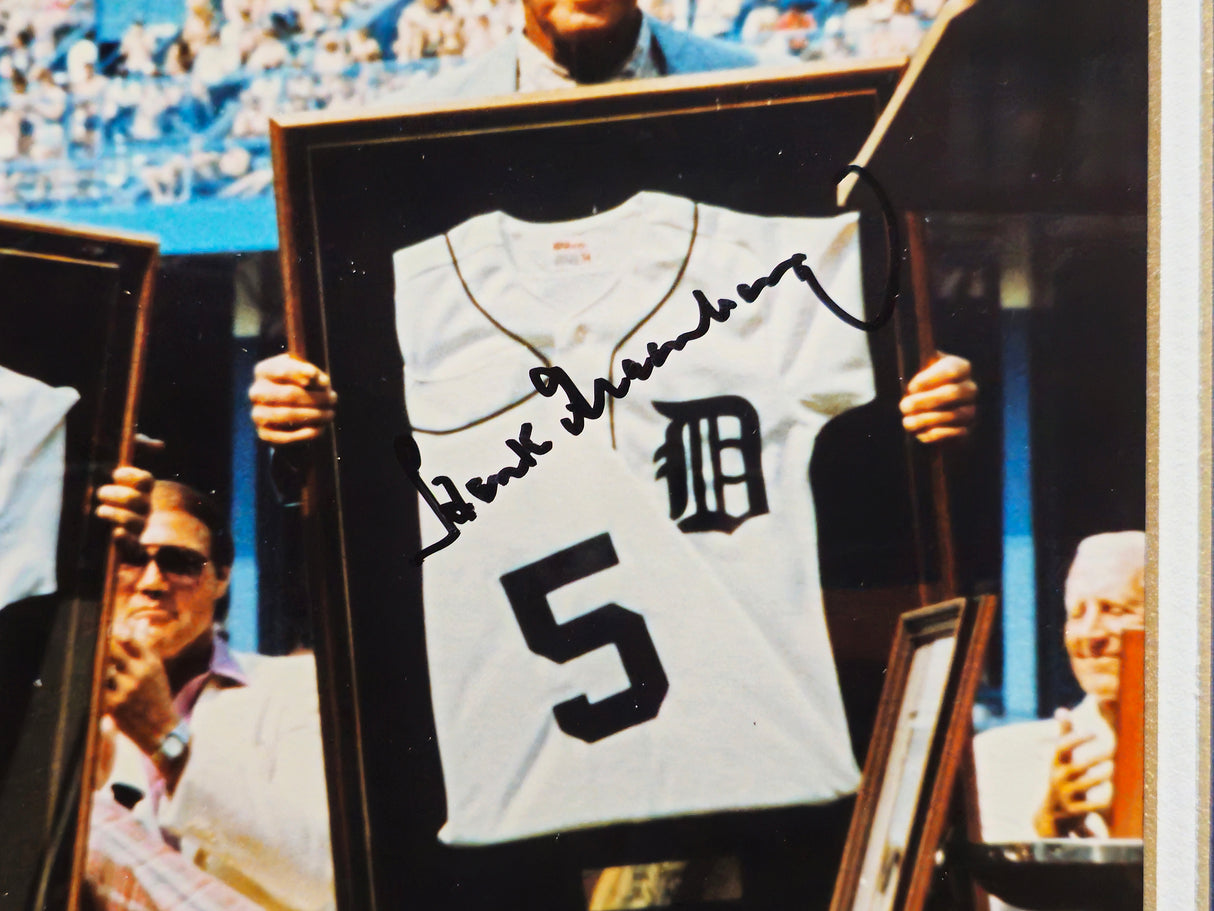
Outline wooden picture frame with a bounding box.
[0,216,157,911]
[268,62,939,911]
[830,595,996,911]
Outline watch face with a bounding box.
[161,729,188,761]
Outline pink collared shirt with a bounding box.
[173,635,249,720]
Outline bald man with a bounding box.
[1034,531,1145,838]
[974,531,1146,842]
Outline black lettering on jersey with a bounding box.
[501,533,668,743]
[653,396,768,534]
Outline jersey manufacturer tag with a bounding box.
[550,239,593,270]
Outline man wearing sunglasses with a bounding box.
[93,472,334,911]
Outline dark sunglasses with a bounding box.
[116,538,209,578]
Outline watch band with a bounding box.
[154,719,191,764]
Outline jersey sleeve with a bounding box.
[0,365,79,610]
[393,229,542,433]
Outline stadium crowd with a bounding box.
[0,0,940,209]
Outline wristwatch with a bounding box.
[154,719,191,764]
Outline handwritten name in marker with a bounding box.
[396,423,553,563]
[400,164,901,562]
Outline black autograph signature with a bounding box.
[397,164,900,563]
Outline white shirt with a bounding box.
[105,647,334,911]
[973,695,1114,842]
[393,191,875,844]
[0,364,78,611]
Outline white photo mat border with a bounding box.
[1153,0,1210,908]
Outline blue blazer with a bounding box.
[406,15,760,103]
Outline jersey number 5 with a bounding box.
[500,533,669,743]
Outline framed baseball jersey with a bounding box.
[271,63,933,911]
[0,218,156,911]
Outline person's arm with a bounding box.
[94,463,194,795]
[102,632,189,792]
[898,352,978,444]
[95,466,191,787]
[93,467,156,795]
[249,353,338,504]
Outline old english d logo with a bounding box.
[653,396,769,534]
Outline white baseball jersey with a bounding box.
[394,190,875,844]
[0,364,79,610]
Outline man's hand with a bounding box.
[96,466,154,540]
[899,353,978,444]
[1033,710,1113,837]
[249,354,337,445]
[103,629,181,768]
